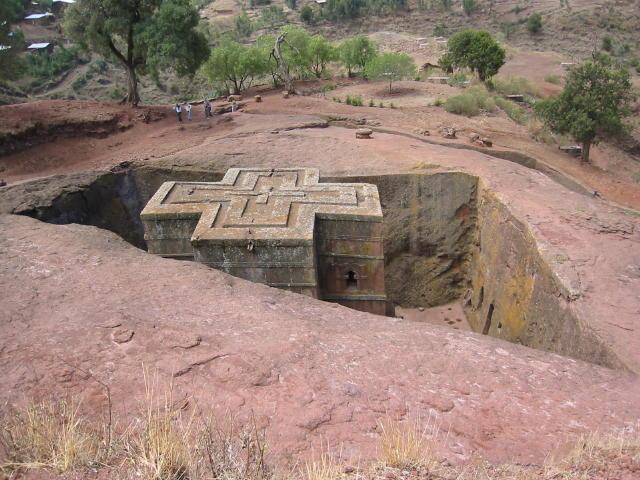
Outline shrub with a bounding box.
[527,13,543,34]
[462,0,476,16]
[447,71,468,87]
[26,46,81,81]
[434,97,443,106]
[495,96,527,124]
[300,4,314,23]
[544,73,561,84]
[490,75,538,96]
[71,75,88,90]
[259,6,287,29]
[286,0,297,9]
[433,23,446,37]
[368,99,375,107]
[378,101,384,107]
[234,11,253,37]
[444,85,496,116]
[602,35,613,52]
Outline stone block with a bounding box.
[141,168,388,315]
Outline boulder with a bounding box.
[227,94,242,102]
[282,91,290,99]
[355,128,373,139]
[441,127,457,139]
[255,95,262,103]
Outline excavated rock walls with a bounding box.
[329,173,478,308]
[0,167,623,368]
[464,183,622,369]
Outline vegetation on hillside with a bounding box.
[536,54,636,163]
[364,52,416,92]
[440,30,505,81]
[0,0,25,81]
[64,0,209,105]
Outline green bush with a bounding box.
[444,85,496,116]
[489,75,538,96]
[495,96,527,124]
[27,46,82,81]
[462,0,476,15]
[602,36,613,52]
[300,4,314,23]
[434,97,443,107]
[447,71,468,87]
[544,73,561,84]
[235,11,253,37]
[259,6,287,29]
[433,23,446,37]
[71,75,87,91]
[527,13,542,34]
[368,99,375,107]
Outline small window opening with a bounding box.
[346,270,358,289]
[482,303,495,335]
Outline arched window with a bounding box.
[346,270,358,289]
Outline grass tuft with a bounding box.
[0,399,101,474]
[544,74,562,84]
[489,75,539,97]
[378,416,439,470]
[302,453,341,480]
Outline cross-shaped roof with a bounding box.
[141,168,383,244]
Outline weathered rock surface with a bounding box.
[1,214,639,468]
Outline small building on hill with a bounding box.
[52,0,75,15]
[24,12,55,25]
[27,42,54,54]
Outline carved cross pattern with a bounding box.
[142,168,382,242]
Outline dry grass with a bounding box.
[1,383,638,480]
[377,416,439,470]
[302,453,342,480]
[0,399,102,474]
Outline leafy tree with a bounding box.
[535,55,635,163]
[259,5,287,30]
[203,39,267,94]
[462,0,476,15]
[255,34,280,86]
[0,0,25,80]
[338,35,378,77]
[277,25,313,79]
[64,0,209,105]
[364,51,416,92]
[235,11,253,38]
[527,12,543,34]
[300,4,315,24]
[442,30,505,81]
[325,0,365,21]
[308,35,336,78]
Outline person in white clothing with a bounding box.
[184,102,192,121]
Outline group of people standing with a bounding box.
[175,99,213,122]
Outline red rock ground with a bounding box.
[1,214,639,469]
[1,97,639,474]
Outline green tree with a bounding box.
[536,55,635,163]
[203,39,267,94]
[462,0,476,15]
[364,52,416,92]
[325,0,365,21]
[64,0,209,105]
[235,11,253,38]
[527,12,543,34]
[338,35,378,77]
[0,0,25,80]
[308,34,336,78]
[442,30,505,81]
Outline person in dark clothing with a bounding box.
[204,98,212,118]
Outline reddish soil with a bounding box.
[2,93,638,210]
[1,214,639,470]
